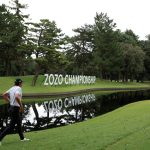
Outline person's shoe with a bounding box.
[21,138,30,141]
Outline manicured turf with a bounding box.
[0,75,150,94]
[1,100,150,150]
[0,76,150,149]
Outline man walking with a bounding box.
[0,78,29,146]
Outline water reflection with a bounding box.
[0,90,150,132]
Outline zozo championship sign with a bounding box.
[44,74,96,86]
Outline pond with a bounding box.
[0,89,150,133]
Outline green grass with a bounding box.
[0,75,150,94]
[1,76,150,149]
[1,100,150,150]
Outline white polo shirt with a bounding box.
[6,86,22,107]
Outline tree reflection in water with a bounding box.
[0,90,150,133]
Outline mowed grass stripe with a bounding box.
[0,100,150,150]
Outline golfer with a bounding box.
[0,78,29,146]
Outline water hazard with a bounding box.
[0,89,150,132]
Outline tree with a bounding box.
[0,4,9,75]
[116,30,145,82]
[93,12,121,79]
[139,35,150,80]
[0,0,29,76]
[119,43,145,82]
[28,19,66,85]
[124,29,139,45]
[66,24,94,75]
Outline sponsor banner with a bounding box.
[44,74,96,86]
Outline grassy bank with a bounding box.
[0,75,150,94]
[1,100,150,150]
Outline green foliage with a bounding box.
[93,13,121,79]
[139,36,150,80]
[27,19,67,85]
[66,24,94,74]
[0,0,29,76]
[0,1,150,81]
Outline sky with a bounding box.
[0,0,150,40]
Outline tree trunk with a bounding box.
[32,64,40,86]
[32,103,40,127]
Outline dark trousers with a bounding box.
[0,106,24,141]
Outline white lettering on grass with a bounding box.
[44,74,96,86]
